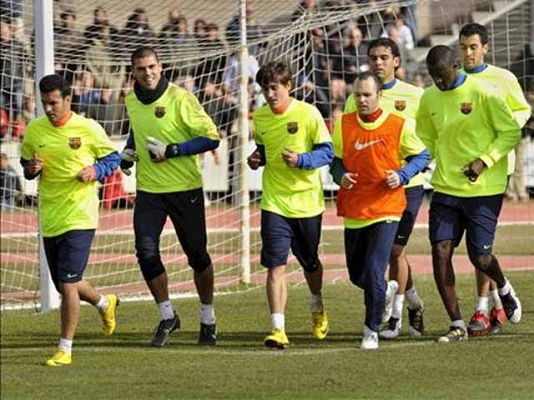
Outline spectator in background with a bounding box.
[54,9,85,83]
[334,26,368,86]
[159,16,194,81]
[292,0,318,20]
[394,13,415,52]
[71,70,100,116]
[0,16,30,134]
[193,18,208,46]
[159,6,182,36]
[121,8,157,72]
[0,152,22,211]
[85,22,121,88]
[226,3,263,54]
[194,23,227,90]
[84,7,119,51]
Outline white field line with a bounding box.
[3,221,534,238]
[1,334,531,357]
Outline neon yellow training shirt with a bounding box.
[253,99,331,218]
[416,76,521,197]
[344,79,425,188]
[125,83,219,193]
[21,113,117,237]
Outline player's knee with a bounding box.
[469,252,492,271]
[136,241,165,281]
[433,241,453,262]
[189,252,212,272]
[302,259,322,273]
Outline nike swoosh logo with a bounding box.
[397,235,406,239]
[66,273,78,278]
[431,112,437,116]
[354,139,382,151]
[483,245,491,249]
[38,144,47,148]
[190,197,199,204]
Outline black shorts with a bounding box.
[43,229,95,289]
[134,188,211,271]
[260,210,322,271]
[394,185,425,246]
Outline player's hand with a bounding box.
[77,166,97,182]
[341,172,358,189]
[27,155,44,176]
[120,148,137,176]
[145,136,168,162]
[247,151,262,170]
[462,158,486,182]
[282,148,299,168]
[386,170,401,189]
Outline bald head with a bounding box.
[426,45,458,91]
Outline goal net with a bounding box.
[1,0,532,310]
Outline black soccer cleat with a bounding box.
[198,323,217,346]
[408,306,425,337]
[151,312,180,347]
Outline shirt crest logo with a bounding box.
[460,102,472,115]
[287,121,298,134]
[394,100,406,111]
[154,106,166,118]
[69,137,81,149]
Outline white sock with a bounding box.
[405,286,423,310]
[491,289,503,309]
[310,294,324,313]
[476,296,489,316]
[271,313,285,330]
[498,280,512,297]
[95,295,109,313]
[200,303,216,325]
[391,294,404,320]
[58,338,72,354]
[451,319,466,330]
[158,300,175,321]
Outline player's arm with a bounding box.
[79,121,121,182]
[146,91,220,162]
[289,106,333,170]
[476,93,522,171]
[505,75,531,128]
[395,119,430,186]
[415,96,437,158]
[19,126,43,180]
[329,116,349,186]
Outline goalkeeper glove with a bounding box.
[145,136,180,162]
[120,148,138,176]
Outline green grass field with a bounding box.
[1,271,533,399]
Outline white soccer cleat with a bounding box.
[500,282,522,324]
[382,280,398,323]
[361,326,379,350]
[380,317,401,339]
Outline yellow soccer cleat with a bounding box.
[312,310,329,340]
[45,349,72,367]
[101,294,119,335]
[264,329,289,350]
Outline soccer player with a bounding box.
[121,47,219,347]
[417,45,522,343]
[20,74,120,367]
[458,23,531,336]
[331,72,429,350]
[247,60,333,349]
[344,38,426,339]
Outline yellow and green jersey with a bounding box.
[344,79,425,188]
[21,113,117,237]
[416,76,521,197]
[461,64,530,128]
[461,64,531,175]
[125,83,219,193]
[253,99,331,218]
[333,112,426,229]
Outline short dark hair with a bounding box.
[131,46,160,65]
[39,74,71,97]
[426,45,456,69]
[367,38,401,59]
[459,23,488,45]
[256,61,293,88]
[354,71,383,91]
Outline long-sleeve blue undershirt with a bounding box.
[296,142,334,170]
[329,149,430,187]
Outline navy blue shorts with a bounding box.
[394,185,425,246]
[429,192,503,256]
[260,210,322,271]
[134,188,211,275]
[43,229,95,290]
